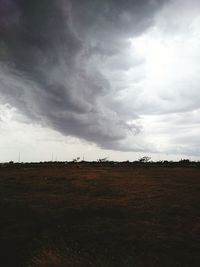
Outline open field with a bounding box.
[0,163,200,267]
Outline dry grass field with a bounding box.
[0,163,199,267]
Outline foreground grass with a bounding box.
[0,164,199,266]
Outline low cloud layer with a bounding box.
[0,0,168,151]
[1,0,200,157]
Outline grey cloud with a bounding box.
[0,0,169,150]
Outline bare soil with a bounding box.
[0,163,199,266]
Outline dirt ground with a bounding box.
[0,163,199,267]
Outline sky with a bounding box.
[0,0,200,162]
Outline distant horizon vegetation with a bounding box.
[1,157,200,166]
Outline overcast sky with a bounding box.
[0,0,200,162]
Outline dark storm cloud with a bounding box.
[0,0,168,150]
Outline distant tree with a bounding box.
[179,159,190,163]
[179,159,190,165]
[72,157,80,163]
[97,157,108,163]
[138,156,151,163]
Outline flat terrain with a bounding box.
[0,163,199,267]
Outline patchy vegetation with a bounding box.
[0,163,199,267]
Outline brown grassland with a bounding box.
[0,163,199,267]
